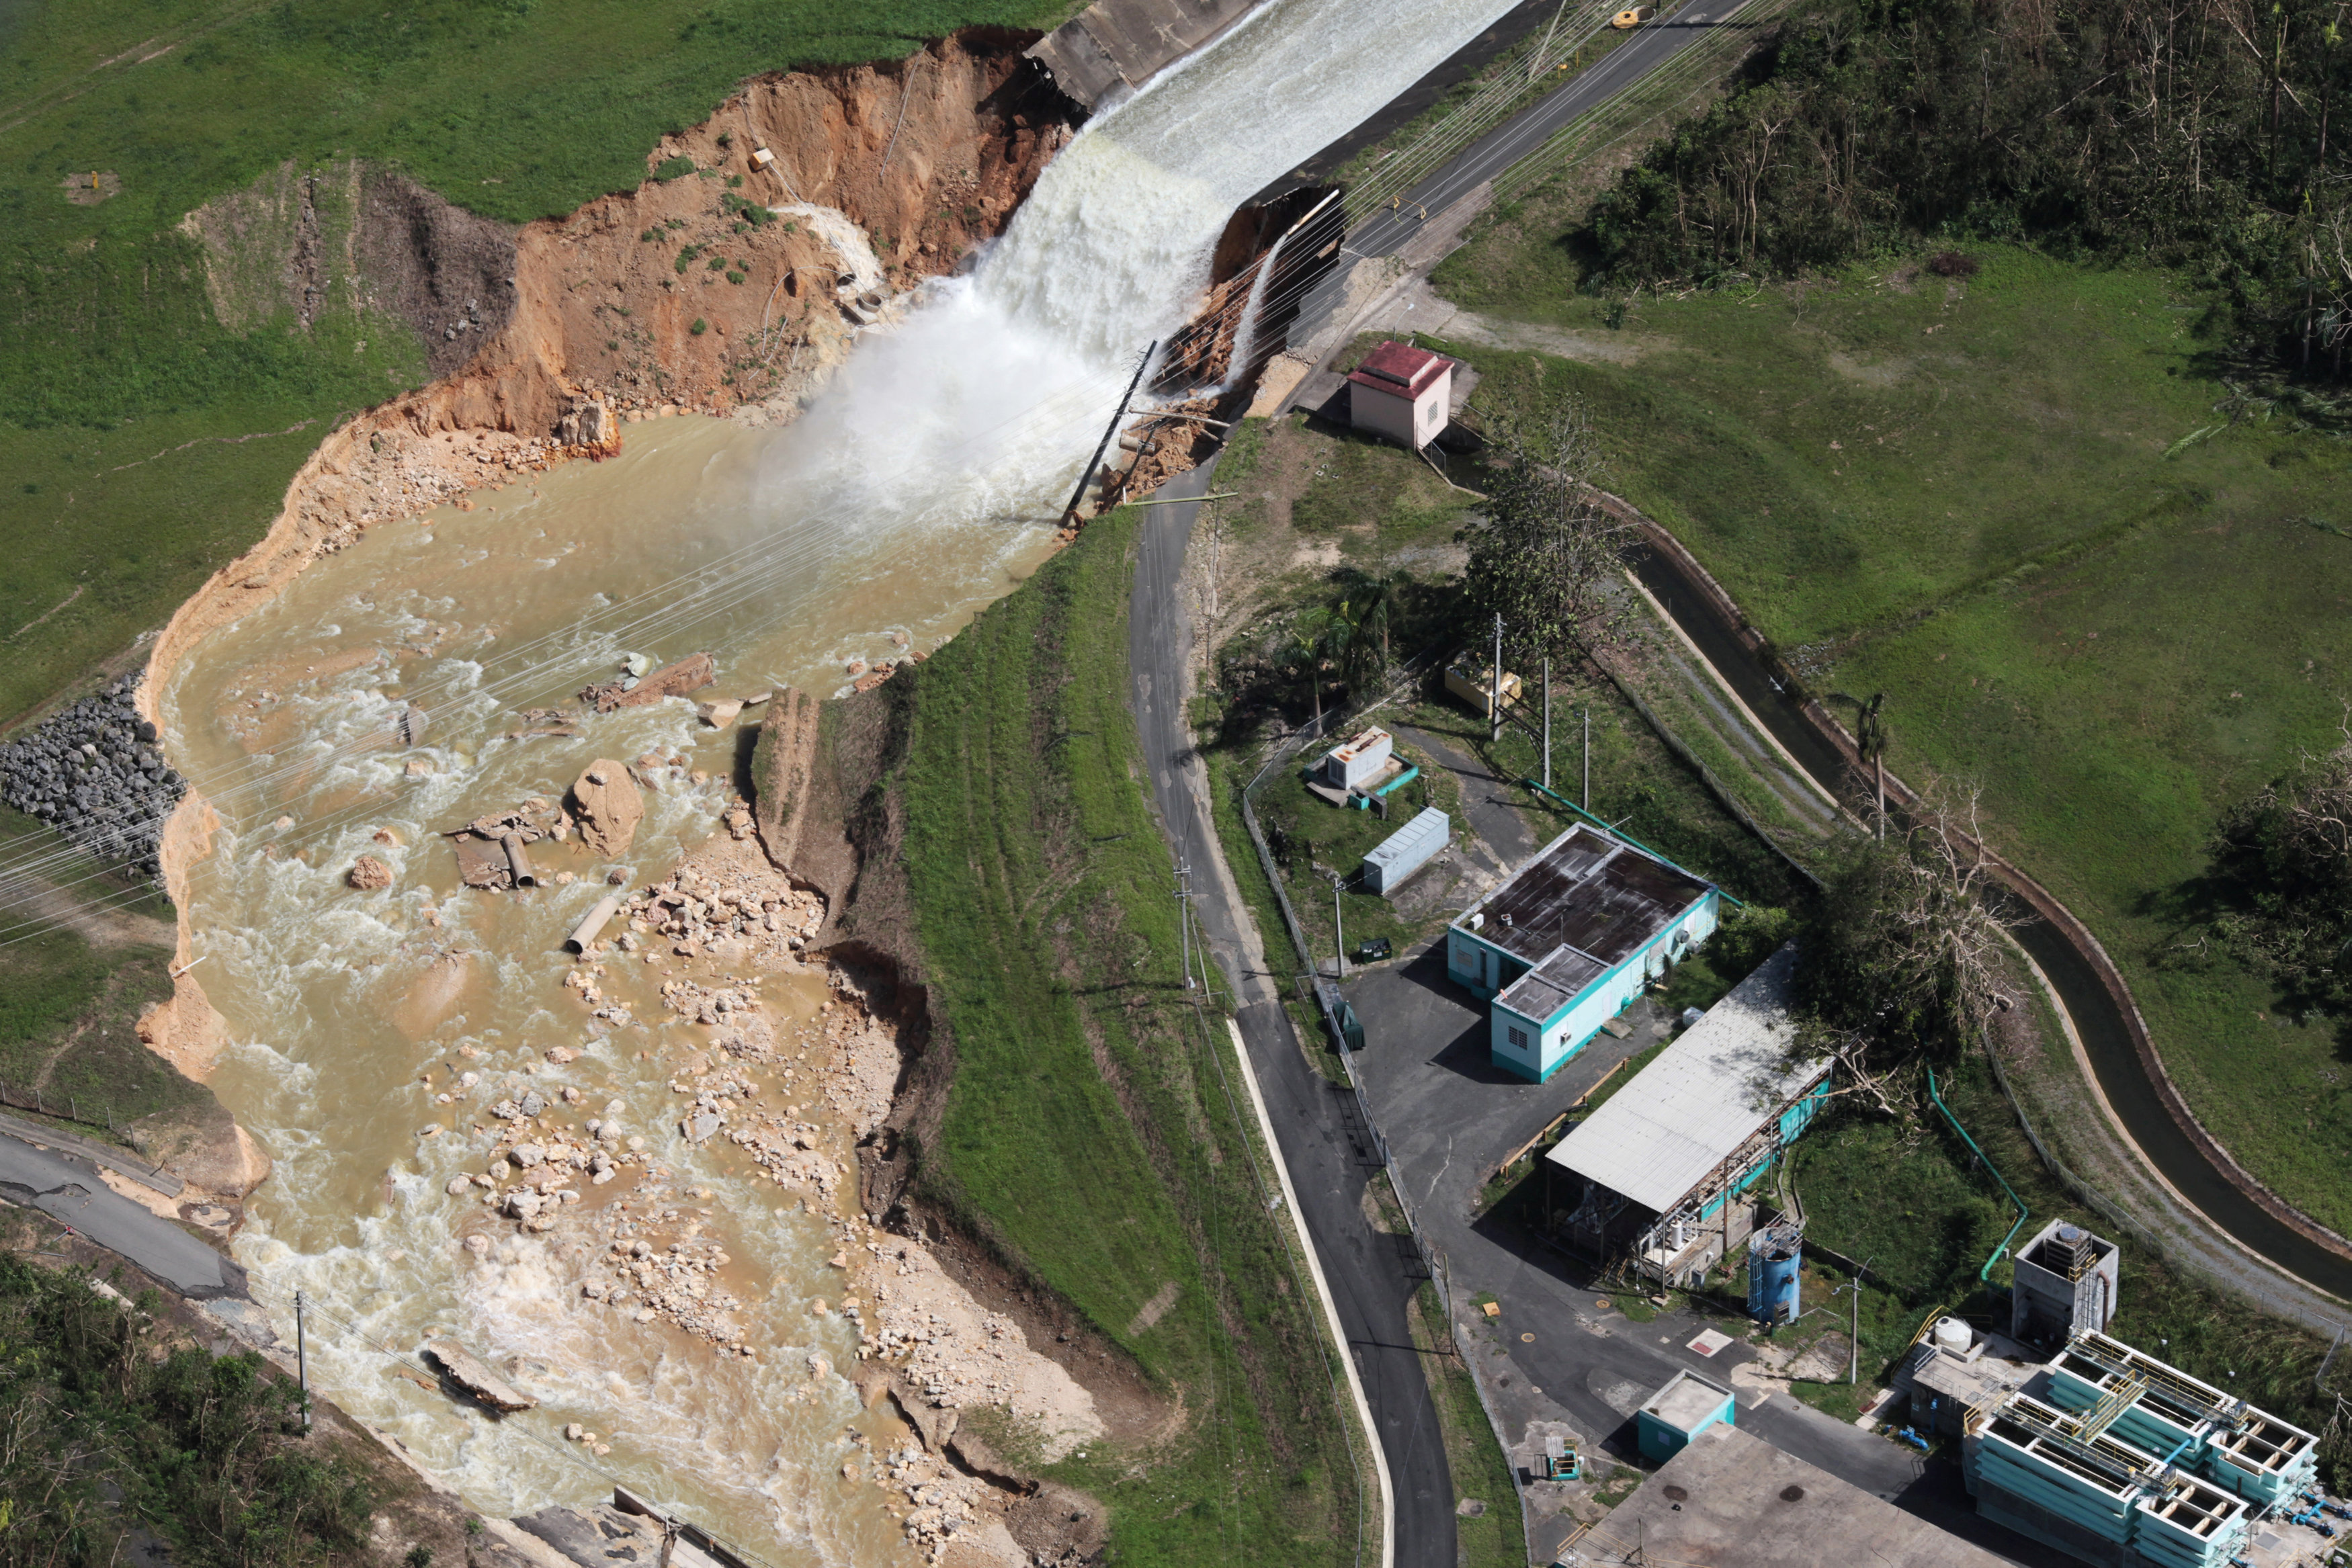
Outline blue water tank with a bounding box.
[1748,1223,1802,1325]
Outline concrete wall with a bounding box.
[1025,0,1266,110]
[1447,927,1522,999]
[1349,374,1450,449]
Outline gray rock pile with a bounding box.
[0,675,183,879]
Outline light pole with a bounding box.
[1542,656,1552,790]
[1331,873,1347,980]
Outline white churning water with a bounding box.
[160,0,1519,1556]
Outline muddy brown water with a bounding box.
[154,0,1536,1548]
[159,413,1062,1555]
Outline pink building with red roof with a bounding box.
[1346,340,1454,450]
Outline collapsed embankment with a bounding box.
[130,28,1079,1117]
[741,512,1369,1563]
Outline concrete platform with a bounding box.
[1571,1424,2011,1568]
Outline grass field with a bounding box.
[0,0,1073,726]
[890,510,1365,1564]
[1418,231,2352,1234]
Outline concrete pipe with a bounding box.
[564,893,624,954]
[501,832,540,889]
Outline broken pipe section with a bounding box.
[564,892,624,955]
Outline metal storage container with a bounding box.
[1361,807,1447,895]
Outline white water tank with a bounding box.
[1933,1317,1972,1352]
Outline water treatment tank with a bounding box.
[1934,1317,1972,1353]
[1747,1222,1802,1325]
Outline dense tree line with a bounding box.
[1579,0,2352,381]
[0,1254,371,1567]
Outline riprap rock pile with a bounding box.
[0,676,183,879]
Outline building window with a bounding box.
[1507,1026,1529,1053]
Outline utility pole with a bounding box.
[1582,706,1591,811]
[1542,656,1552,790]
[1845,1257,1873,1385]
[1176,861,1194,990]
[1489,613,1504,743]
[294,1290,310,1429]
[1331,873,1347,980]
[1062,340,1158,525]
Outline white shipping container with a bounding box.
[1363,807,1449,895]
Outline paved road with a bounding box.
[1126,464,1456,1568]
[1286,0,1764,333]
[0,1131,236,1297]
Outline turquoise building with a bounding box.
[1446,823,1720,1082]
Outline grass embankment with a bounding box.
[0,930,196,1136]
[1416,234,2352,1233]
[0,0,1075,727]
[887,512,1364,1565]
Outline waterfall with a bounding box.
[753,0,1521,539]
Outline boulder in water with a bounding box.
[348,855,393,890]
[567,760,643,857]
[422,1338,538,1412]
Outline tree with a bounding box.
[2201,727,2352,1011]
[1460,401,1639,671]
[1828,690,1891,833]
[1326,569,1402,700]
[1284,606,1339,732]
[1800,779,2019,1063]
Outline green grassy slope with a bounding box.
[1419,236,2352,1233]
[889,513,1362,1565]
[0,0,1072,723]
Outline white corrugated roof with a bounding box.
[1545,944,1824,1215]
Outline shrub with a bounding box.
[1925,250,1980,278]
[653,155,695,181]
[689,318,708,335]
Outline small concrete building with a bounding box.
[1635,1368,1738,1461]
[1446,822,1720,1081]
[1595,1424,2014,1567]
[2009,1219,2119,1351]
[1346,341,1454,450]
[1545,947,1833,1285]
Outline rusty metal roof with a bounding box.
[1347,341,1448,400]
[1456,824,1710,968]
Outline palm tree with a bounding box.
[1287,606,1339,733]
[1327,570,1402,701]
[1830,690,1891,836]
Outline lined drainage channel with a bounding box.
[1623,539,2352,1303]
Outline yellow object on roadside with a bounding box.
[1611,5,1655,26]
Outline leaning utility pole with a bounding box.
[295,1290,310,1429]
[1062,340,1158,525]
[1331,873,1347,980]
